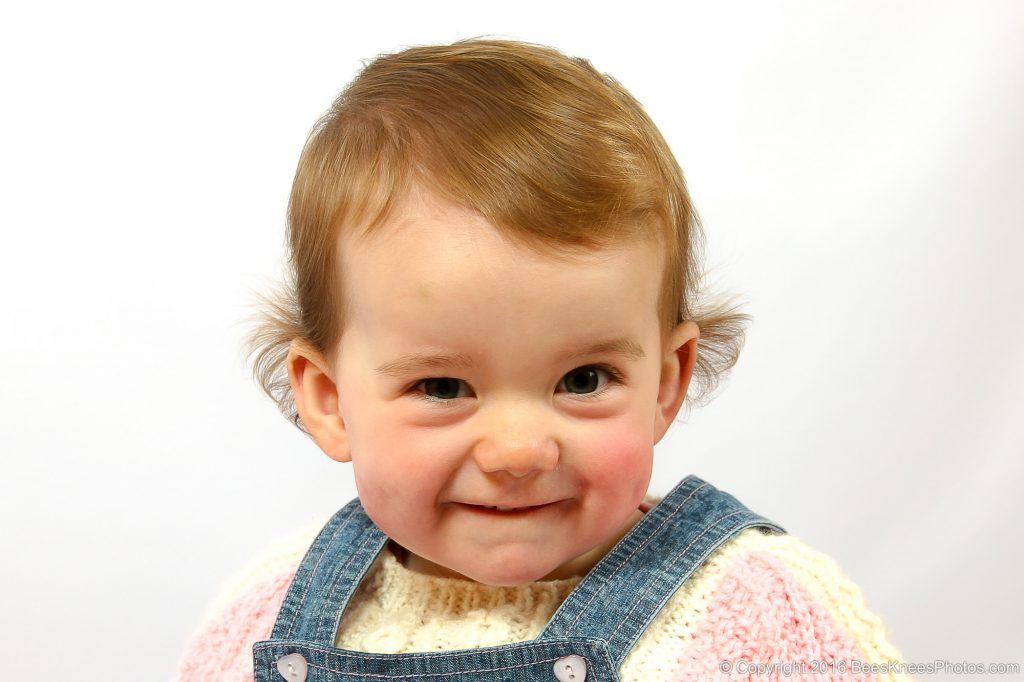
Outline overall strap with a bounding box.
[537,474,786,667]
[270,497,389,646]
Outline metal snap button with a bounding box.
[553,654,587,681]
[276,652,308,681]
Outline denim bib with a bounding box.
[253,474,785,681]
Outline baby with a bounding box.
[173,38,911,682]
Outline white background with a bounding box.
[1,2,1021,680]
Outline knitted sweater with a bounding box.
[171,494,911,681]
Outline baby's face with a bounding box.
[325,187,690,586]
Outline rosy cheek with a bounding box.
[349,414,445,501]
[583,425,652,491]
[348,415,413,492]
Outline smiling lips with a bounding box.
[460,501,559,515]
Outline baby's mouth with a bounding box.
[459,501,559,515]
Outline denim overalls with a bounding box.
[253,474,785,681]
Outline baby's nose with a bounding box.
[471,436,559,478]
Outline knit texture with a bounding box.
[171,495,911,681]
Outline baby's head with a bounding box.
[246,38,749,586]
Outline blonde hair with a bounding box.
[243,37,751,436]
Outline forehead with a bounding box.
[338,189,662,345]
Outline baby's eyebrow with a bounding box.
[374,337,645,377]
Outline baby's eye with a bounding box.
[558,364,624,399]
[415,377,471,403]
[411,365,624,407]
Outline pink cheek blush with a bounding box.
[584,428,652,489]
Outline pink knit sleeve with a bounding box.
[170,518,327,682]
[666,535,911,682]
[170,562,298,682]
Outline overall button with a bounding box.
[276,652,308,681]
[553,654,587,681]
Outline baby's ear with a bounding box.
[653,320,700,444]
[286,340,351,463]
